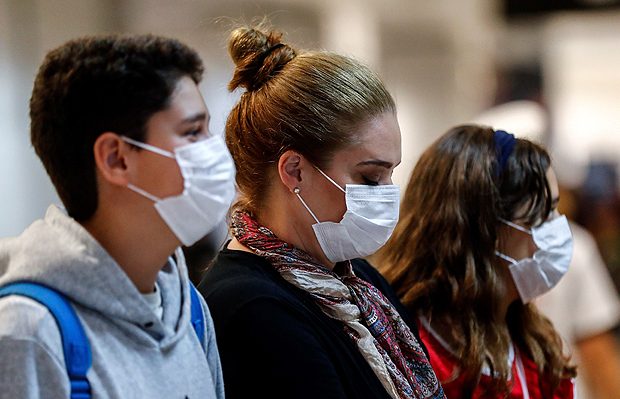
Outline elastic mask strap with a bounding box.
[315,167,346,193]
[127,183,161,203]
[121,136,175,159]
[294,189,321,223]
[498,218,532,235]
[495,250,517,265]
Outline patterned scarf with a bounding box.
[231,210,445,399]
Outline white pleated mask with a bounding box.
[496,215,573,303]
[295,168,400,263]
[122,135,236,246]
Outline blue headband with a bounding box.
[493,130,516,176]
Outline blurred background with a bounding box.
[3,0,620,238]
[2,1,620,397]
[0,0,618,233]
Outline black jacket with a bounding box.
[200,249,426,399]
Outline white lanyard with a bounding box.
[419,316,517,377]
[420,315,530,397]
[514,350,531,399]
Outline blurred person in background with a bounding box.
[575,162,620,296]
[536,185,620,399]
[376,125,576,398]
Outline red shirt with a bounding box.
[419,320,574,399]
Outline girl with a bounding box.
[377,125,575,398]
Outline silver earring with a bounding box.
[293,187,300,194]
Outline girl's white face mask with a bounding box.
[122,135,236,246]
[496,215,573,303]
[295,168,400,263]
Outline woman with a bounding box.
[376,125,576,398]
[199,25,445,399]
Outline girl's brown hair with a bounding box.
[376,124,575,396]
[225,25,395,215]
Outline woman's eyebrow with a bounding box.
[357,159,393,168]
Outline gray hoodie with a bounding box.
[0,205,224,399]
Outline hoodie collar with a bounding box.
[0,205,193,347]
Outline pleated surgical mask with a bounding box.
[295,168,400,263]
[496,215,573,303]
[122,135,236,246]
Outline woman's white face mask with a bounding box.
[496,215,573,303]
[295,168,400,263]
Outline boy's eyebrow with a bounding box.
[179,112,207,125]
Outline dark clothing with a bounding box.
[200,249,425,399]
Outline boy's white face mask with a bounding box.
[496,215,573,303]
[122,135,236,246]
[295,167,400,263]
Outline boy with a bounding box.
[0,34,234,398]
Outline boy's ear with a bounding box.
[92,132,131,186]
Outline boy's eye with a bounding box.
[183,125,205,140]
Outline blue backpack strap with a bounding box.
[0,282,92,399]
[189,283,205,350]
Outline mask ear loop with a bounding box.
[121,136,175,202]
[314,167,346,194]
[121,136,176,159]
[498,218,532,235]
[495,250,517,265]
[294,187,321,223]
[495,218,530,265]
[127,183,162,203]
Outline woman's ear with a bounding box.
[278,150,308,193]
[92,132,131,187]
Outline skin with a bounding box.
[554,186,620,399]
[228,111,402,270]
[82,76,210,293]
[496,167,561,315]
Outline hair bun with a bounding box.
[227,27,296,92]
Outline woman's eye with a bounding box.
[362,176,379,186]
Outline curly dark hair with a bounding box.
[30,34,204,221]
